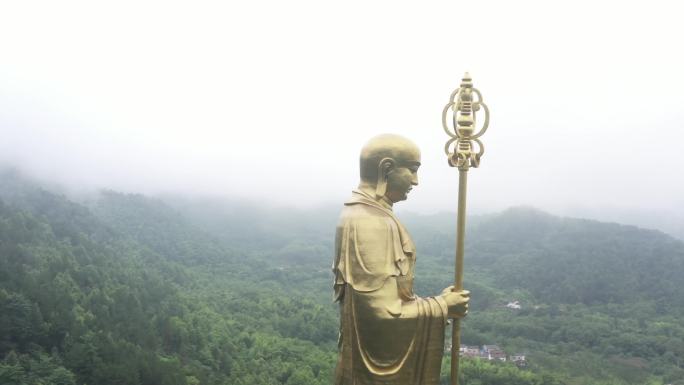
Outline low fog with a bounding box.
[1,1,683,235]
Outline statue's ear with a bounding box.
[375,158,394,199]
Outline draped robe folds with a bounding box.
[333,190,449,385]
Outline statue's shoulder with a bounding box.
[337,203,394,232]
[342,201,388,217]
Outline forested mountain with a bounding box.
[0,171,336,385]
[409,207,684,309]
[405,208,684,385]
[1,170,683,385]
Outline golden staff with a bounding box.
[442,72,489,385]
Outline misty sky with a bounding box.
[1,0,683,216]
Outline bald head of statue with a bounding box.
[359,134,421,204]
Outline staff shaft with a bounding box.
[451,168,468,385]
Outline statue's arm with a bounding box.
[352,276,447,324]
[335,209,468,320]
[349,215,466,321]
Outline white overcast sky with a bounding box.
[1,0,683,215]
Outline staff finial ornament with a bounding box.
[442,72,490,170]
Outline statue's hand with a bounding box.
[440,286,470,318]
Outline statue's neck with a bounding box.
[357,183,393,209]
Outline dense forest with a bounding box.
[1,169,683,385]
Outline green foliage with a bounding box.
[0,173,336,384]
[0,171,683,385]
[0,350,76,385]
[456,358,563,385]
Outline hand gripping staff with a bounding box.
[442,72,490,385]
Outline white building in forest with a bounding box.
[449,343,528,366]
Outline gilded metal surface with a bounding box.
[442,72,489,171]
[442,73,490,385]
[333,134,470,384]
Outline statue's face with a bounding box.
[386,148,421,203]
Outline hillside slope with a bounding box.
[1,171,683,385]
[0,172,336,385]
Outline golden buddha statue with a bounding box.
[333,134,470,385]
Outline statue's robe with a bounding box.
[333,190,448,385]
